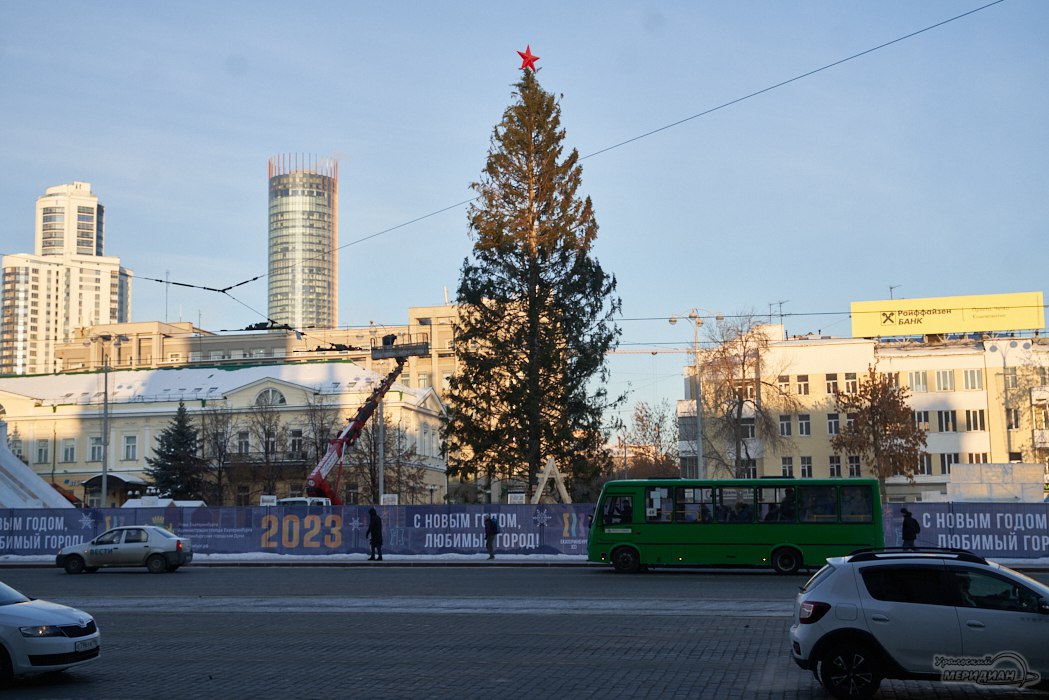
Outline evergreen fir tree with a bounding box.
[145,401,209,501]
[445,70,622,500]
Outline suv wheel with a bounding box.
[818,642,882,700]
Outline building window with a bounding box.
[289,429,304,457]
[939,454,958,474]
[917,454,932,476]
[1035,404,1049,430]
[848,456,861,478]
[236,485,250,507]
[913,410,930,431]
[739,460,757,479]
[778,375,790,393]
[964,409,986,432]
[963,368,983,391]
[844,372,858,394]
[779,415,791,437]
[800,456,812,479]
[264,430,276,455]
[967,453,988,464]
[883,371,900,387]
[418,373,432,388]
[827,413,840,435]
[846,413,856,429]
[35,440,50,464]
[825,373,839,394]
[796,375,809,395]
[935,370,955,392]
[1006,408,1021,430]
[828,456,842,478]
[89,437,103,462]
[740,418,755,439]
[122,435,137,461]
[255,388,286,406]
[798,414,811,436]
[61,438,76,463]
[937,410,957,433]
[237,431,250,454]
[781,457,794,477]
[1004,367,1019,389]
[908,371,928,393]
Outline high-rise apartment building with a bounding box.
[0,182,132,375]
[267,155,338,329]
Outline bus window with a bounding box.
[840,485,873,522]
[645,487,673,522]
[759,486,796,523]
[676,487,713,523]
[715,487,755,523]
[603,495,634,525]
[798,485,837,522]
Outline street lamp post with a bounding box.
[427,484,438,504]
[988,339,1032,460]
[669,309,723,479]
[86,334,127,508]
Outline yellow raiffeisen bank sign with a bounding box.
[851,292,1045,338]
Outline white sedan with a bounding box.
[0,580,100,685]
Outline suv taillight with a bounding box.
[799,601,831,624]
[176,540,183,552]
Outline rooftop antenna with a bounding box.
[889,285,901,300]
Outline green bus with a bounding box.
[587,478,884,574]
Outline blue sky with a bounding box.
[1,1,1046,426]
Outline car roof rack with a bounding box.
[846,547,987,565]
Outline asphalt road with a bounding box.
[1,566,1046,699]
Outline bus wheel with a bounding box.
[611,547,641,573]
[771,547,802,575]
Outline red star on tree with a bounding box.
[517,45,539,72]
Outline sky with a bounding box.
[1,1,1047,430]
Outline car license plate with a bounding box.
[76,638,99,652]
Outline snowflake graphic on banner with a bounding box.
[347,516,363,532]
[532,508,552,527]
[79,513,95,529]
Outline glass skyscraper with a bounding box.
[267,155,338,329]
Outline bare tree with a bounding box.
[344,413,427,504]
[197,403,236,505]
[302,393,342,463]
[624,400,679,478]
[701,313,800,478]
[832,364,927,491]
[245,398,287,496]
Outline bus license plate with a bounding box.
[76,638,99,652]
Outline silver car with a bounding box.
[55,525,193,574]
[0,580,100,684]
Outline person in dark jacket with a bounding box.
[901,507,920,550]
[366,507,383,561]
[484,515,497,560]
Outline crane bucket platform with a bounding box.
[371,333,430,360]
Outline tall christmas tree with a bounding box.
[444,64,622,500]
[145,401,210,501]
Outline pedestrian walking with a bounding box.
[366,507,383,561]
[901,507,920,550]
[484,515,499,559]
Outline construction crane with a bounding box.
[304,334,429,504]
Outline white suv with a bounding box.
[790,548,1049,699]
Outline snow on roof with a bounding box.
[0,360,416,406]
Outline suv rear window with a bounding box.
[861,565,948,606]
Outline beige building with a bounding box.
[1,182,132,375]
[54,305,459,398]
[0,359,446,507]
[680,325,1049,502]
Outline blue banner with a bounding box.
[884,502,1049,559]
[0,505,596,557]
